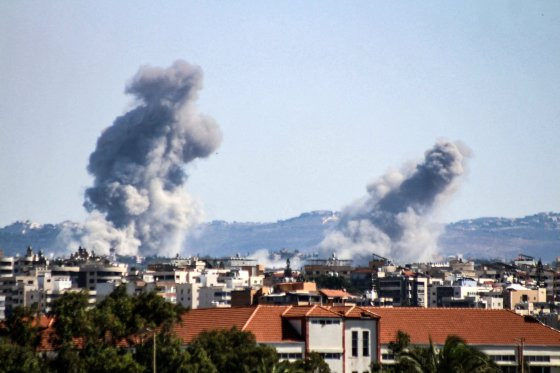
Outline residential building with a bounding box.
[371,307,560,372]
[304,254,353,280]
[503,285,548,315]
[376,273,428,307]
[173,305,379,373]
[170,305,560,373]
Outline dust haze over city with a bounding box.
[1,2,560,264]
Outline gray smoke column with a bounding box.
[320,140,469,264]
[78,60,221,256]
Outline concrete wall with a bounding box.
[308,318,344,373]
[345,319,377,373]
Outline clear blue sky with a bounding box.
[1,1,559,227]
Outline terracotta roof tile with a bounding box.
[282,305,315,318]
[172,306,303,344]
[306,305,342,318]
[326,306,380,319]
[319,289,354,298]
[244,306,302,342]
[365,307,560,346]
[27,306,560,352]
[173,307,256,344]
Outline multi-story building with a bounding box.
[372,307,560,372]
[0,295,5,320]
[376,273,428,307]
[174,305,379,373]
[503,285,547,315]
[304,254,353,280]
[428,278,492,308]
[0,256,16,277]
[170,305,560,373]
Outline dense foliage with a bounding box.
[372,330,501,373]
[0,287,329,372]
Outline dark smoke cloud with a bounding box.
[71,60,221,256]
[321,140,469,263]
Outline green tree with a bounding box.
[80,344,142,373]
[93,286,184,345]
[288,352,331,373]
[133,289,184,331]
[0,306,44,348]
[187,327,279,373]
[0,339,46,373]
[47,345,85,373]
[134,332,217,373]
[378,330,500,373]
[47,287,185,373]
[50,290,94,347]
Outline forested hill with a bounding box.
[0,211,558,262]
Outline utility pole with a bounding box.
[153,330,157,373]
[142,327,157,373]
[516,337,525,373]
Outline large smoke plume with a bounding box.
[320,140,469,264]
[70,60,221,256]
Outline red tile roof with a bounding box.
[282,305,341,318]
[327,306,380,319]
[173,307,256,344]
[365,307,560,346]
[319,289,354,299]
[24,306,560,352]
[244,306,302,343]
[282,305,315,317]
[172,305,304,344]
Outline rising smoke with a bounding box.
[67,60,222,256]
[320,140,469,264]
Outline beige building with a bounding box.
[503,285,547,313]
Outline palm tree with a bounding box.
[386,331,500,373]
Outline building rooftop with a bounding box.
[319,289,354,299]
[365,307,560,346]
[173,305,302,344]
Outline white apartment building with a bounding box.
[176,305,379,373]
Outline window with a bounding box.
[320,353,341,359]
[526,356,550,362]
[382,353,395,361]
[362,330,370,356]
[311,318,340,325]
[491,355,516,362]
[352,331,358,357]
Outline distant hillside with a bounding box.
[440,212,560,262]
[184,211,339,257]
[0,211,558,262]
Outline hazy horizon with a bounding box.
[2,2,559,228]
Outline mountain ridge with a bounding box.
[0,211,558,262]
